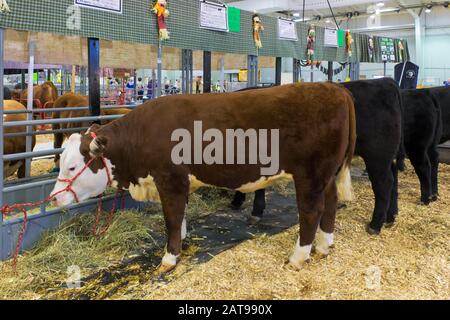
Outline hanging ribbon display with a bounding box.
[0,0,10,13]
[306,25,316,63]
[345,30,354,57]
[315,62,348,76]
[252,14,264,49]
[153,0,170,41]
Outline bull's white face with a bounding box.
[51,134,111,207]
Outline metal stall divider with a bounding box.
[182,49,193,95]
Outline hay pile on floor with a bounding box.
[125,162,450,300]
[0,189,229,300]
[0,162,448,300]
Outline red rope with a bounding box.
[1,133,118,268]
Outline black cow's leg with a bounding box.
[288,177,324,270]
[248,189,266,224]
[409,152,433,205]
[365,161,394,235]
[155,175,189,273]
[316,181,337,256]
[428,146,440,201]
[386,162,399,227]
[231,191,246,210]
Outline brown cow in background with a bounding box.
[52,93,131,168]
[3,100,36,179]
[11,81,58,111]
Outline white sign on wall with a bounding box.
[199,0,228,32]
[324,28,338,47]
[75,0,122,14]
[277,18,298,41]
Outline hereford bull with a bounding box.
[52,93,131,168]
[3,100,36,178]
[51,83,356,272]
[233,78,404,235]
[402,89,442,204]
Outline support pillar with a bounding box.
[203,51,211,93]
[247,55,258,87]
[181,49,193,94]
[327,61,333,81]
[88,38,100,120]
[25,42,36,177]
[275,57,282,86]
[293,58,300,83]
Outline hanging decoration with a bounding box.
[306,25,316,63]
[0,0,10,13]
[368,36,374,62]
[153,0,170,41]
[316,62,348,76]
[345,30,354,57]
[252,14,264,49]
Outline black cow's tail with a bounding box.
[396,88,406,172]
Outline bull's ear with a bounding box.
[89,135,108,158]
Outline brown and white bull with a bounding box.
[3,100,36,178]
[51,83,356,272]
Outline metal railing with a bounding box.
[0,97,141,260]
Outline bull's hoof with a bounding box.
[247,215,262,225]
[366,225,381,236]
[285,259,310,271]
[337,203,347,210]
[420,199,431,206]
[155,263,177,275]
[431,194,438,202]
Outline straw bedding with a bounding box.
[0,160,448,300]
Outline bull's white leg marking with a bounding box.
[288,238,312,269]
[315,229,334,256]
[181,216,187,240]
[161,250,179,266]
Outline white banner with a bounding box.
[278,18,297,41]
[200,1,228,32]
[324,28,338,47]
[75,0,122,14]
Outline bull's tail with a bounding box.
[396,88,406,172]
[336,90,357,202]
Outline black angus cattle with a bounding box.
[232,78,404,235]
[402,89,442,204]
[428,86,450,143]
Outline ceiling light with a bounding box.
[293,12,300,17]
[375,9,381,15]
[325,18,331,23]
[425,5,432,13]
[376,2,385,7]
[370,14,376,19]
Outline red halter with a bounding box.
[55,132,113,203]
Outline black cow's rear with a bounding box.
[402,89,442,204]
[428,86,450,143]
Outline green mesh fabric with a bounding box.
[0,0,408,62]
